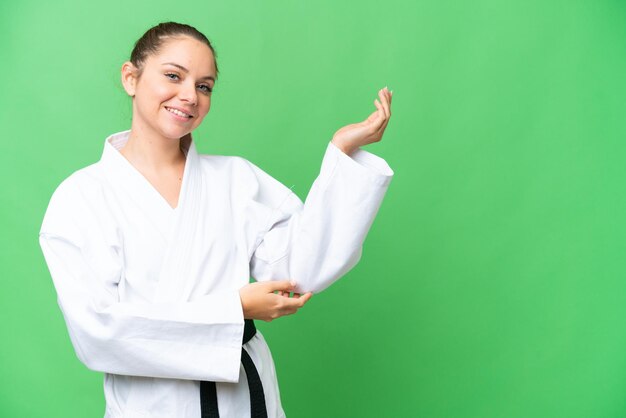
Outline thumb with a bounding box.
[366,106,384,127]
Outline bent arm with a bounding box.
[250,142,393,293]
[39,185,244,382]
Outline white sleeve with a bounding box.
[249,142,393,293]
[39,180,244,383]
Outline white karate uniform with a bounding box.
[39,130,392,418]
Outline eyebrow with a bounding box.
[161,62,216,82]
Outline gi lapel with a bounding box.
[101,131,175,242]
[153,135,205,303]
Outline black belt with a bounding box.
[200,320,267,418]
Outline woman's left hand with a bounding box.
[331,87,393,156]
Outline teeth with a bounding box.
[166,107,191,118]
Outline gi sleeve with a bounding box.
[249,142,393,293]
[39,178,244,382]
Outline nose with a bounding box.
[179,81,198,106]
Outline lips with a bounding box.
[165,106,193,119]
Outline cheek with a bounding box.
[136,87,172,113]
[198,97,212,118]
[153,84,177,104]
[142,79,175,103]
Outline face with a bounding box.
[122,36,216,141]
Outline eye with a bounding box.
[165,73,180,81]
[197,84,213,94]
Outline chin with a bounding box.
[160,126,193,140]
[161,121,202,140]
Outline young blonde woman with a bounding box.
[40,22,393,418]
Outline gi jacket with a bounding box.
[40,130,393,417]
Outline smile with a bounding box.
[165,106,193,119]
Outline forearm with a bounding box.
[40,234,245,382]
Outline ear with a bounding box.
[121,61,139,97]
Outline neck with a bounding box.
[121,125,187,170]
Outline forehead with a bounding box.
[149,36,216,74]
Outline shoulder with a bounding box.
[48,162,109,207]
[197,153,260,172]
[196,152,299,209]
[197,154,273,184]
[41,161,111,237]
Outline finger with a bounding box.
[378,89,390,120]
[298,292,313,304]
[382,88,392,119]
[277,293,313,318]
[379,102,391,130]
[382,86,392,107]
[376,116,390,136]
[374,98,383,112]
[368,101,385,129]
[275,301,299,318]
[378,89,388,119]
[366,107,382,124]
[377,89,392,133]
[282,307,300,317]
[284,292,311,308]
[264,280,296,293]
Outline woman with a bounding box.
[40,22,393,418]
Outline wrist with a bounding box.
[331,138,355,156]
[238,288,250,319]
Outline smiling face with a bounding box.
[122,36,216,141]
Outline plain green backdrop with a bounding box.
[2,1,626,417]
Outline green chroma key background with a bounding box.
[2,1,626,417]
